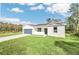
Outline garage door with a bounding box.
[24,29,32,34]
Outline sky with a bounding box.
[0,3,71,25]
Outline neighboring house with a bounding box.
[23,20,65,37]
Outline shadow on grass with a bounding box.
[55,41,79,55]
[0,42,27,55]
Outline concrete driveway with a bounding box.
[0,34,27,42]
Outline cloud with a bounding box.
[18,3,25,5]
[43,3,53,6]
[46,3,71,14]
[30,4,45,10]
[10,8,24,13]
[28,3,70,17]
[26,3,36,6]
[0,18,20,24]
[0,18,33,25]
[21,21,33,25]
[19,3,36,6]
[53,4,70,13]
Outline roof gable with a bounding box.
[47,20,65,26]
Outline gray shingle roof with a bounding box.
[32,20,65,26]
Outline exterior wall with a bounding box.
[32,29,44,35]
[48,26,65,37]
[32,26,46,35]
[23,25,65,37]
[23,25,45,35]
[23,25,34,34]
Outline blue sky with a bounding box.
[0,3,71,24]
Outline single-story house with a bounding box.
[23,20,65,37]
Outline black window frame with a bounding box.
[37,28,41,32]
[53,27,57,33]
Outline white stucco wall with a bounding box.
[32,28,44,35]
[48,26,65,37]
[32,26,46,35]
[23,25,65,37]
[22,25,34,34]
[23,25,45,35]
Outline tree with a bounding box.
[47,18,51,22]
[67,3,79,33]
[0,23,22,33]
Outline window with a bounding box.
[54,27,57,33]
[37,28,41,32]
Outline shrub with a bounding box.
[74,33,79,37]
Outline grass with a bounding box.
[0,32,21,37]
[0,34,79,55]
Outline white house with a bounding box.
[23,20,65,37]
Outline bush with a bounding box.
[74,33,79,37]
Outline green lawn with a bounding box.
[0,32,21,37]
[0,34,79,55]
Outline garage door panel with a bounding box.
[24,29,32,34]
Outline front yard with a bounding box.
[0,35,79,55]
[0,32,21,37]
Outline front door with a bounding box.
[44,28,48,35]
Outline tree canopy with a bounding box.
[67,3,79,33]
